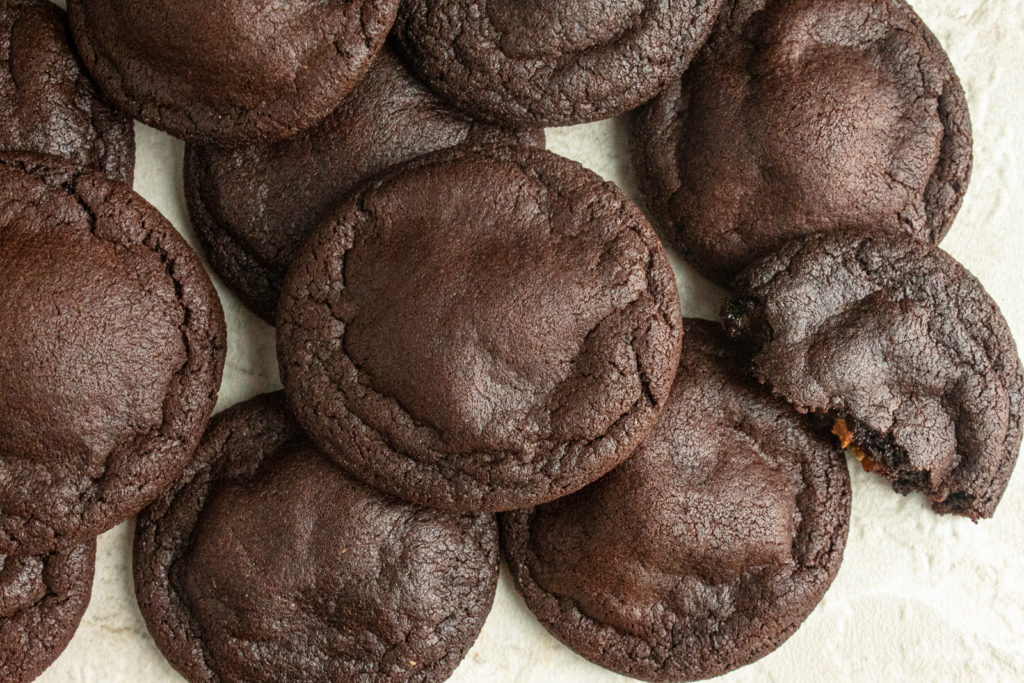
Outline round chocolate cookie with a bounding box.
[392,0,724,128]
[0,542,95,682]
[632,0,973,286]
[501,320,851,682]
[134,393,499,683]
[185,47,544,324]
[724,229,1023,520]
[277,144,684,512]
[0,0,134,183]
[67,0,401,144]
[0,153,226,555]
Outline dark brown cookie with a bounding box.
[632,0,973,286]
[0,541,95,683]
[185,47,544,324]
[134,393,499,683]
[0,152,226,555]
[501,320,851,682]
[277,144,683,513]
[724,229,1023,520]
[67,0,401,144]
[392,0,724,128]
[0,0,134,183]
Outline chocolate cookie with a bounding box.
[277,144,683,512]
[67,0,401,144]
[0,0,134,183]
[185,47,544,323]
[134,393,499,682]
[632,0,973,285]
[0,153,226,555]
[725,229,1023,520]
[392,0,724,128]
[0,541,95,682]
[501,320,851,682]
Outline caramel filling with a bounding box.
[831,418,855,449]
[832,418,886,474]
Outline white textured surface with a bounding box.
[38,0,1024,681]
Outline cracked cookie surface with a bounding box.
[67,0,401,144]
[277,144,684,512]
[725,229,1024,520]
[500,320,851,682]
[0,152,225,555]
[0,541,95,683]
[185,47,543,324]
[632,0,973,286]
[393,0,724,128]
[134,393,498,683]
[0,0,133,183]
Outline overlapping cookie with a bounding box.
[632,0,972,285]
[726,229,1023,519]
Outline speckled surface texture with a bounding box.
[38,0,1024,680]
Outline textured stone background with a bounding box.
[40,1,1024,681]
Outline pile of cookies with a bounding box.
[0,1,1019,682]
